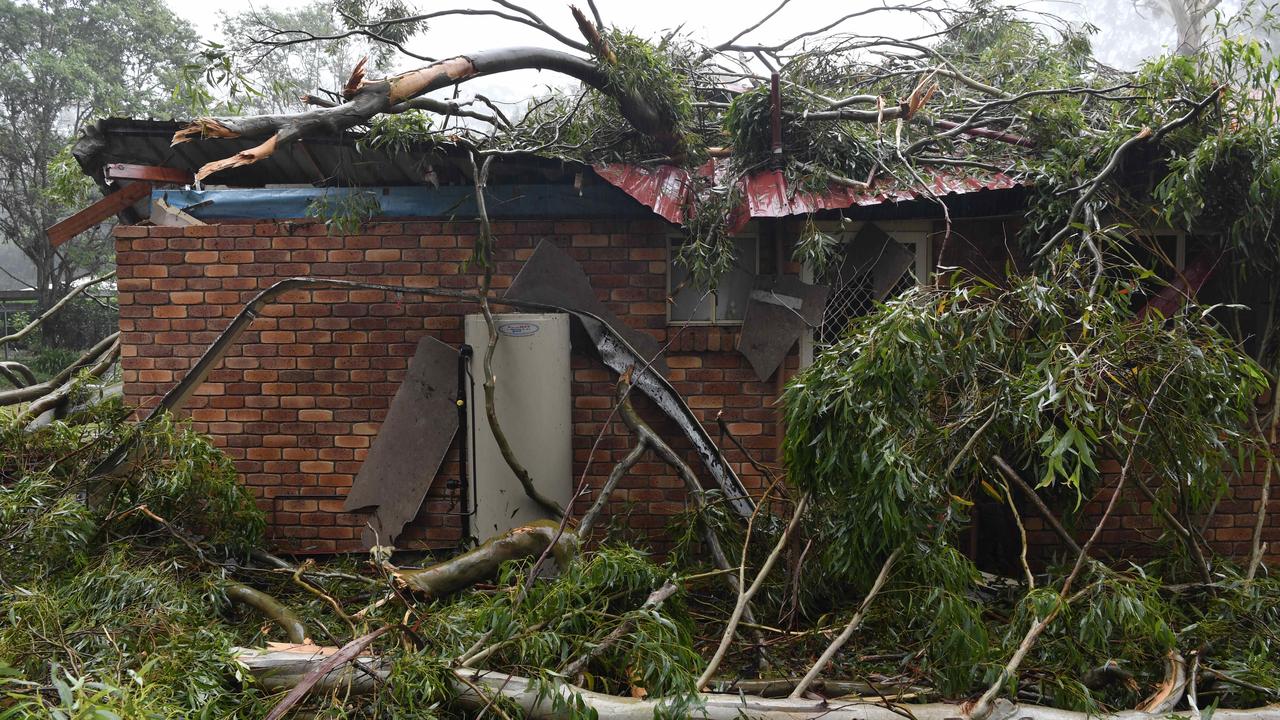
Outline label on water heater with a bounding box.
[498,321,540,337]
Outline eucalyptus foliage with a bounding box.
[0,400,266,717]
[785,262,1263,576]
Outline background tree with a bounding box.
[0,0,196,337]
[217,1,394,116]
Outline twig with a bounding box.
[993,455,1081,555]
[1203,667,1280,699]
[790,546,903,698]
[471,152,563,519]
[561,580,678,682]
[992,474,1036,590]
[292,559,359,638]
[1247,398,1279,580]
[717,413,781,483]
[578,372,650,537]
[697,491,811,688]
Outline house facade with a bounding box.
[83,119,1277,568]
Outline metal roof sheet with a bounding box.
[593,160,1023,227]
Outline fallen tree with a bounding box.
[8,260,1279,718]
[9,2,1280,718]
[236,648,1280,720]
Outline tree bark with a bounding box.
[395,520,577,598]
[237,649,1280,720]
[175,48,670,181]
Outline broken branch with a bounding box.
[0,271,114,349]
[226,582,310,644]
[560,579,678,683]
[178,48,672,180]
[697,491,811,688]
[394,521,576,598]
[789,546,903,698]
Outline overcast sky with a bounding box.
[161,0,1189,107]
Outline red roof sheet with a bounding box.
[593,160,1022,229]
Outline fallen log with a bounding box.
[394,520,577,597]
[237,643,386,693]
[708,677,934,700]
[237,646,1280,720]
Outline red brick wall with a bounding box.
[116,219,787,553]
[1013,459,1280,567]
[115,218,1279,568]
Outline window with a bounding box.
[801,221,931,364]
[667,234,760,325]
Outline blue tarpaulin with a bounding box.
[154,184,656,221]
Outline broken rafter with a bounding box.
[46,183,151,247]
[104,163,194,184]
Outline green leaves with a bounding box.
[783,259,1263,581]
[305,189,383,236]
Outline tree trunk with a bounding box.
[236,648,1280,720]
[176,48,672,181]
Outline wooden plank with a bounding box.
[46,182,151,247]
[104,163,193,184]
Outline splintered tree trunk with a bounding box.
[175,48,672,181]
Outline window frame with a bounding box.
[799,220,932,366]
[666,230,762,326]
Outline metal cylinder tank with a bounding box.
[464,313,572,541]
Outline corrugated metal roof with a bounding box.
[593,160,1022,227]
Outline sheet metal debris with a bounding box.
[343,336,460,549]
[506,241,754,518]
[843,223,916,301]
[584,314,755,518]
[592,162,1020,228]
[737,276,830,382]
[505,240,667,375]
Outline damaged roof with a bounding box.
[593,161,1023,227]
[74,118,1026,224]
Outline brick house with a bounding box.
[75,118,1278,568]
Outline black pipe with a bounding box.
[457,344,474,543]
